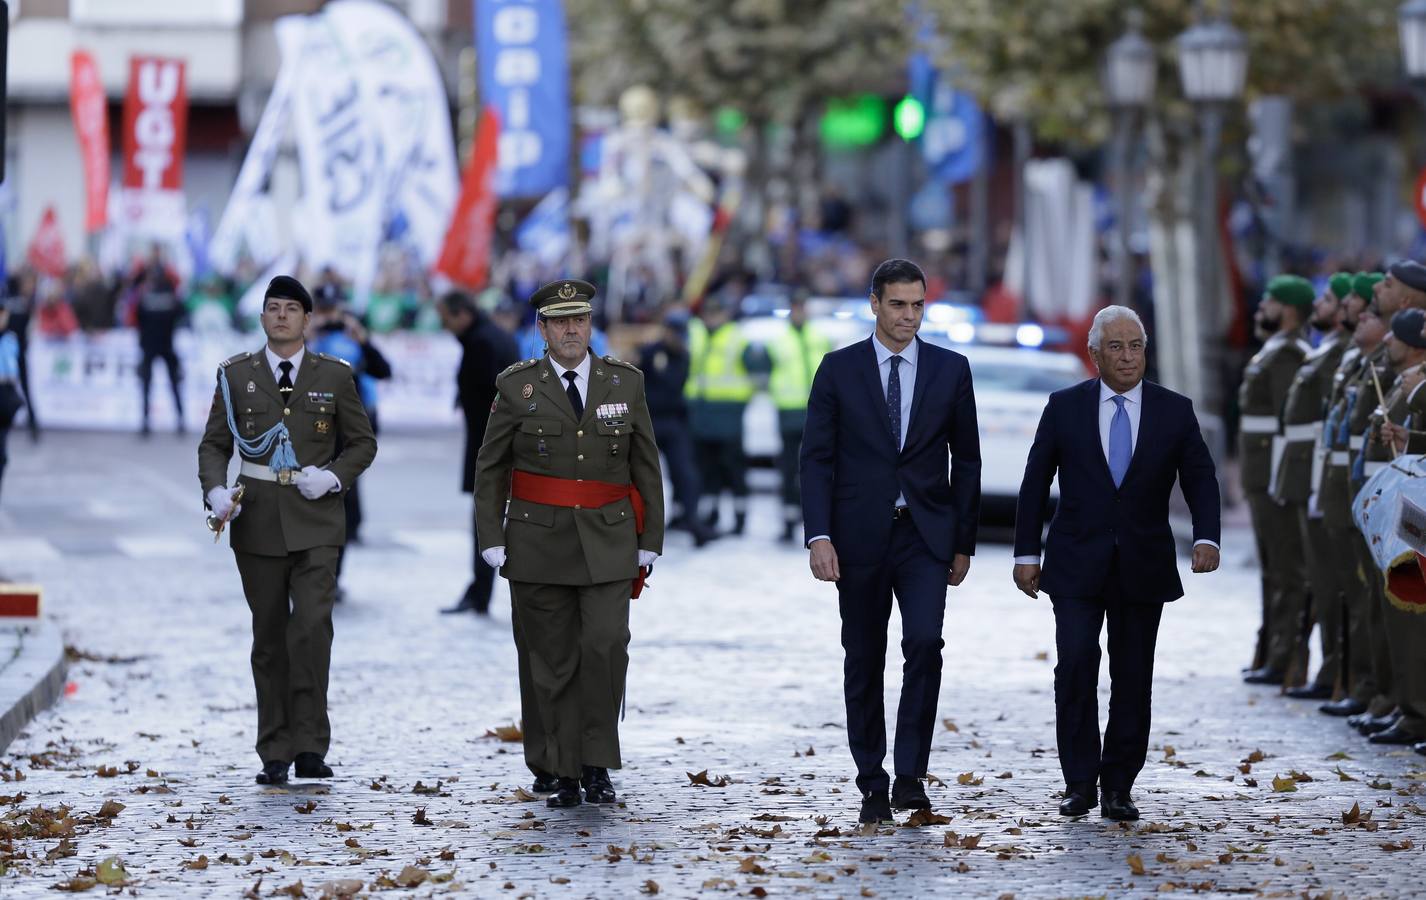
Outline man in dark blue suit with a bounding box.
[1013,306,1221,822]
[801,259,981,824]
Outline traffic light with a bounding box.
[893,94,925,142]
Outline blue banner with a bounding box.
[908,53,985,185]
[474,0,571,198]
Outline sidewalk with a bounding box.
[0,619,66,753]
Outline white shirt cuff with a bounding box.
[807,535,830,546]
[1193,539,1219,550]
[1013,555,1040,565]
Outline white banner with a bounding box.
[209,18,300,273]
[22,331,462,432]
[323,0,458,269]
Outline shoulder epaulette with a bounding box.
[317,352,351,367]
[498,358,541,379]
[219,351,252,368]
[603,354,641,373]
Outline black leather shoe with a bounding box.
[1101,789,1139,822]
[1413,741,1426,757]
[531,769,559,794]
[1347,712,1373,728]
[255,761,289,785]
[1357,713,1400,736]
[1320,698,1368,717]
[890,777,931,810]
[858,790,893,824]
[546,777,582,808]
[1285,683,1333,700]
[1243,667,1285,685]
[581,766,617,804]
[1369,724,1422,745]
[1059,782,1097,817]
[293,753,333,778]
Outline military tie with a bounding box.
[1108,394,1132,487]
[278,360,294,402]
[564,370,584,419]
[887,355,903,449]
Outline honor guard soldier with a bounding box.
[1272,273,1353,696]
[198,275,377,785]
[475,279,665,808]
[1319,273,1386,717]
[1240,275,1313,685]
[1358,304,1426,749]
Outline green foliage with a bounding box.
[926,0,1401,145]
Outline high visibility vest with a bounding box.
[768,322,831,411]
[686,319,754,403]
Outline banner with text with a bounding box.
[474,0,570,198]
[119,55,189,239]
[69,50,111,233]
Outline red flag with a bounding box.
[27,206,68,277]
[122,56,188,192]
[435,108,501,288]
[69,50,110,233]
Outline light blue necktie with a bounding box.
[1109,395,1132,487]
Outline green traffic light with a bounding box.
[894,95,925,141]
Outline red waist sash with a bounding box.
[509,469,650,597]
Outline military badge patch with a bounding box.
[315,419,331,434]
[522,384,534,399]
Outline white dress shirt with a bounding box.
[548,352,592,409]
[265,344,305,383]
[808,335,917,546]
[1014,378,1217,565]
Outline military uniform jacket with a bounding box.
[1364,371,1422,465]
[1272,331,1348,503]
[1238,329,1310,494]
[475,352,666,586]
[1320,345,1375,527]
[198,349,378,557]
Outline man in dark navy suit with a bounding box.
[801,258,981,824]
[1013,306,1221,822]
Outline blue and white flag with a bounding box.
[516,187,571,266]
[475,0,571,198]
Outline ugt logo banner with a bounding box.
[474,0,571,198]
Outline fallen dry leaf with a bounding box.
[956,772,984,786]
[1270,775,1297,793]
[186,855,210,870]
[941,719,960,732]
[686,770,731,787]
[294,800,318,814]
[1127,853,1147,875]
[484,724,523,742]
[95,856,128,886]
[53,876,99,893]
[412,808,432,826]
[396,866,430,888]
[640,880,660,894]
[904,809,951,827]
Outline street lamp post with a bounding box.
[1176,2,1247,411]
[1102,9,1157,312]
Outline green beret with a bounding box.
[530,279,596,319]
[1329,272,1353,300]
[1353,272,1383,301]
[1265,275,1315,310]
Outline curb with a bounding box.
[0,621,68,753]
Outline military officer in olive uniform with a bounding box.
[198,276,378,785]
[475,279,665,808]
[1358,305,1426,749]
[1272,273,1353,696]
[1319,273,1387,717]
[1240,275,1314,685]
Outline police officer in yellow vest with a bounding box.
[686,292,768,536]
[767,292,832,543]
[1240,275,1313,685]
[1318,273,1387,718]
[1272,273,1353,696]
[476,279,666,808]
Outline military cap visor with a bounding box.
[1389,260,1426,294]
[531,279,597,318]
[1264,274,1315,310]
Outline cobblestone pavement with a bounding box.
[1,431,1423,898]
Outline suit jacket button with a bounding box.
[574,504,582,510]
[283,408,291,416]
[577,430,584,437]
[577,454,584,460]
[523,512,529,518]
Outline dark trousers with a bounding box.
[138,347,183,427]
[1051,560,1165,792]
[695,435,748,516]
[464,499,497,612]
[334,410,374,584]
[0,425,8,505]
[777,427,803,524]
[837,516,949,794]
[234,546,340,764]
[17,341,37,438]
[653,416,702,522]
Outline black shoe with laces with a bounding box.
[858,790,893,824]
[890,776,930,810]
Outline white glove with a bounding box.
[207,486,242,521]
[482,546,507,567]
[638,550,659,567]
[295,466,340,500]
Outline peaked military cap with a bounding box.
[531,279,596,319]
[1265,274,1315,310]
